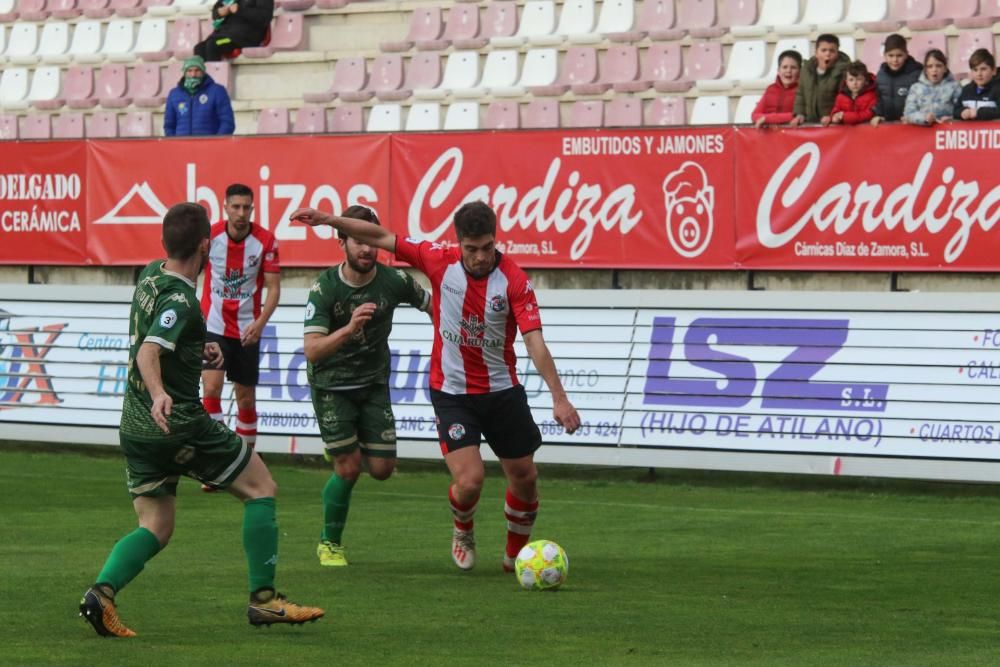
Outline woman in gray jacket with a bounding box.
[902,49,961,126]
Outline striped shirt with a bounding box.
[200,222,279,338]
[395,237,541,395]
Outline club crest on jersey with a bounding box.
[304,302,316,320]
[160,309,178,329]
[248,254,260,267]
[448,423,466,440]
[490,295,507,312]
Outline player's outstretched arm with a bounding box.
[522,329,581,434]
[291,208,397,253]
[136,342,172,434]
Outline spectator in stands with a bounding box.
[195,0,274,61]
[955,49,1000,121]
[752,50,802,129]
[870,34,923,127]
[824,61,877,126]
[790,34,850,126]
[164,56,235,136]
[902,49,961,126]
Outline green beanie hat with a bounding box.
[182,55,206,73]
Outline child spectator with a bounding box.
[791,34,851,126]
[824,61,877,126]
[870,34,923,126]
[752,50,802,128]
[955,48,1000,121]
[902,49,961,126]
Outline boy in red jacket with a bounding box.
[752,50,803,128]
[823,61,877,126]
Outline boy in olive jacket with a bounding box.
[791,34,851,125]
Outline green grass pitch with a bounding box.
[2,445,1000,666]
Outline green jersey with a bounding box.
[305,263,429,389]
[120,260,208,441]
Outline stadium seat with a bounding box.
[102,19,136,62]
[381,7,444,52]
[505,48,557,94]
[134,18,168,60]
[161,59,181,90]
[530,45,597,96]
[366,103,401,132]
[734,94,761,123]
[327,104,363,133]
[604,97,640,126]
[840,36,857,60]
[0,0,14,21]
[521,98,559,128]
[152,16,199,59]
[601,45,641,92]
[491,0,555,48]
[907,32,947,63]
[68,20,104,63]
[690,95,729,125]
[568,99,602,127]
[132,62,165,106]
[859,0,902,32]
[303,56,367,103]
[889,0,936,27]
[18,0,49,20]
[439,4,483,50]
[860,34,887,73]
[952,30,993,77]
[19,112,51,139]
[956,0,1000,27]
[453,49,518,98]
[242,14,304,58]
[205,60,230,91]
[278,0,314,12]
[50,0,81,18]
[175,0,209,15]
[146,0,176,15]
[52,111,84,137]
[119,109,153,136]
[95,63,131,108]
[647,96,687,127]
[362,53,404,101]
[539,0,595,46]
[444,101,479,130]
[316,0,347,8]
[27,66,62,108]
[0,67,29,109]
[778,0,845,35]
[743,37,809,89]
[587,0,634,43]
[80,0,113,18]
[683,0,724,38]
[572,46,621,95]
[913,0,978,29]
[610,0,681,43]
[0,113,16,139]
[414,50,478,100]
[64,65,97,108]
[405,102,440,131]
[111,0,142,16]
[698,39,766,91]
[5,23,39,66]
[292,105,325,133]
[642,42,690,93]
[85,110,118,137]
[470,1,517,47]
[38,22,71,65]
[732,0,799,37]
[256,107,289,134]
[684,41,723,82]
[380,52,441,101]
[484,100,518,129]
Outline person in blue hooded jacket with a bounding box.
[164,56,235,137]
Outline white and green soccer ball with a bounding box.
[514,540,568,591]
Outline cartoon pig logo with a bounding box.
[662,162,715,259]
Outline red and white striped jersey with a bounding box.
[395,237,541,395]
[200,222,279,338]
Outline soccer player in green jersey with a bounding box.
[79,202,324,638]
[304,205,430,567]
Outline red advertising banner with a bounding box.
[86,135,390,266]
[735,124,1000,270]
[0,141,87,264]
[390,128,738,269]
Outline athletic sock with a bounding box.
[243,497,278,594]
[203,396,223,422]
[504,488,539,559]
[236,408,257,449]
[449,485,479,532]
[321,473,356,544]
[95,527,163,594]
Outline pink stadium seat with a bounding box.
[18,0,50,21]
[132,62,165,107]
[956,0,1000,27]
[304,56,368,103]
[439,4,483,50]
[861,2,905,32]
[598,45,641,93]
[605,97,641,126]
[327,104,363,133]
[952,30,994,77]
[644,42,691,93]
[521,99,560,128]
[908,32,947,63]
[362,53,405,101]
[50,0,81,19]
[119,110,153,136]
[645,97,686,125]
[19,113,52,139]
[243,14,304,58]
[475,2,517,44]
[95,64,131,108]
[111,0,143,17]
[317,0,347,9]
[279,0,315,12]
[530,46,599,96]
[907,0,954,30]
[381,7,445,52]
[65,65,97,109]
[485,100,518,129]
[720,0,757,31]
[86,111,118,137]
[52,112,84,138]
[205,61,231,92]
[683,0,725,38]
[257,108,289,134]
[162,60,182,91]
[162,17,200,59]
[80,0,112,19]
[0,114,18,140]
[568,100,603,128]
[642,0,684,41]
[380,52,441,101]
[860,34,888,73]
[684,41,723,81]
[293,106,326,133]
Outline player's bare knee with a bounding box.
[455,471,485,496]
[368,460,395,481]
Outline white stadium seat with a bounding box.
[734,94,762,124]
[27,66,62,106]
[0,67,30,109]
[5,23,39,66]
[39,23,71,64]
[405,102,441,131]
[69,21,104,63]
[491,0,556,47]
[690,95,729,125]
[444,102,479,130]
[366,103,401,132]
[415,50,479,100]
[698,40,766,91]
[454,49,519,98]
[102,19,136,62]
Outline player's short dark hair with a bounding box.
[777,50,803,68]
[883,33,908,54]
[162,202,210,260]
[225,183,253,202]
[338,204,380,240]
[846,60,870,79]
[453,201,496,240]
[816,34,839,49]
[969,48,996,70]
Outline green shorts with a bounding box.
[119,416,252,498]
[311,384,397,459]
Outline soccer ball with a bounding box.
[514,540,568,591]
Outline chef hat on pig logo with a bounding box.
[662,161,715,259]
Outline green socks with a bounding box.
[95,527,162,594]
[322,473,356,544]
[243,497,278,593]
